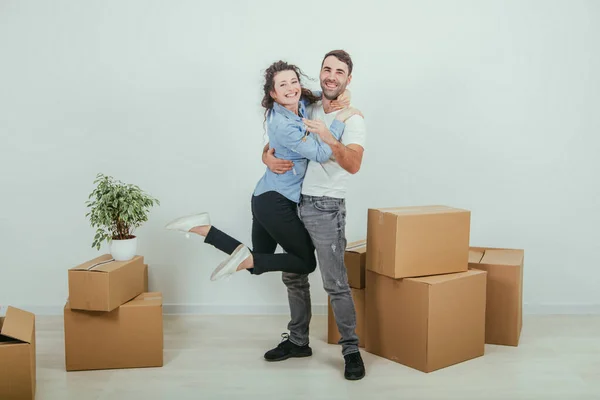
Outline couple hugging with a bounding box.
[166,50,367,381]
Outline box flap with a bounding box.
[480,249,523,266]
[70,254,114,271]
[123,292,163,307]
[0,306,34,343]
[469,250,484,264]
[407,269,486,285]
[373,205,468,216]
[346,240,367,254]
[70,255,143,273]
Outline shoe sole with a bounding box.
[345,373,365,381]
[210,244,249,281]
[165,213,210,231]
[264,351,313,362]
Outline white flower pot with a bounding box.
[110,237,138,261]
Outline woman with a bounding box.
[166,60,362,281]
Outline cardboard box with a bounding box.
[367,205,470,279]
[143,263,149,292]
[345,240,367,289]
[365,269,487,373]
[469,246,524,346]
[64,292,163,371]
[68,254,146,311]
[0,306,36,400]
[327,288,365,347]
[469,249,484,263]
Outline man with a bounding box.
[262,50,366,381]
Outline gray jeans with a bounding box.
[282,194,360,356]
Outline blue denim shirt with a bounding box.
[253,96,345,203]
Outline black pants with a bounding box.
[204,191,317,275]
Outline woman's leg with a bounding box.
[243,212,278,274]
[249,191,316,275]
[251,213,278,255]
[177,191,316,277]
[203,225,243,255]
[185,207,279,258]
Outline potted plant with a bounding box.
[85,173,160,261]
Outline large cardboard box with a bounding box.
[367,205,470,279]
[469,246,524,346]
[365,269,487,373]
[327,288,365,347]
[68,254,146,311]
[345,240,367,289]
[64,292,163,371]
[0,306,36,400]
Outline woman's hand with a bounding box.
[302,118,335,145]
[329,89,351,111]
[335,107,364,123]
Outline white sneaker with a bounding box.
[210,244,252,281]
[165,213,211,233]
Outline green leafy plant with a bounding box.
[86,173,160,250]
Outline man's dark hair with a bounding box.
[321,49,353,75]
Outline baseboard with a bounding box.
[6,303,600,316]
[162,304,329,316]
[6,304,329,316]
[523,304,600,315]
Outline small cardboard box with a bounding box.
[64,292,163,372]
[367,205,470,279]
[365,269,487,373]
[68,254,146,311]
[0,306,36,400]
[327,288,365,347]
[469,246,524,346]
[345,240,367,289]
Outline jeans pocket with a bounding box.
[313,199,341,212]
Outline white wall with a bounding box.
[1,0,599,315]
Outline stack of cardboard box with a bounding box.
[64,254,163,372]
[327,205,524,373]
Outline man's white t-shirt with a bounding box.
[301,102,366,199]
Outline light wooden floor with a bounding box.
[34,314,600,400]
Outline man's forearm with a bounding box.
[330,141,361,174]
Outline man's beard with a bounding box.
[321,81,345,100]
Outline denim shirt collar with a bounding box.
[271,100,307,122]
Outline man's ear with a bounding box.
[347,74,352,86]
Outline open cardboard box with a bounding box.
[0,306,36,400]
[469,246,524,346]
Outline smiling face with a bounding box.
[320,55,352,100]
[270,70,301,108]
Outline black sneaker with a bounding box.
[344,351,365,380]
[264,333,312,362]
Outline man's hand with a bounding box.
[303,119,336,145]
[263,147,293,174]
